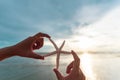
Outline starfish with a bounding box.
[44,38,71,69]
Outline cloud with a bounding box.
[73,0,119,25]
[0,0,82,40]
[0,0,119,51]
[72,6,120,51]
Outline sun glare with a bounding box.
[72,36,96,52]
[80,53,96,80]
[78,37,92,50]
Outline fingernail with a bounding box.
[71,50,73,52]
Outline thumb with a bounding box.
[53,68,64,80]
[53,68,58,73]
[29,53,44,60]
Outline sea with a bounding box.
[0,53,120,80]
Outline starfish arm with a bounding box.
[60,51,71,54]
[43,51,70,57]
[56,40,65,69]
[59,40,65,50]
[49,38,58,50]
[56,50,71,69]
[56,51,60,69]
[43,51,56,57]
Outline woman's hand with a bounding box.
[0,32,51,60]
[13,32,50,59]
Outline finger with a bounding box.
[32,38,44,50]
[71,50,80,62]
[53,68,64,80]
[33,32,51,39]
[71,50,80,70]
[29,53,44,60]
[66,61,74,74]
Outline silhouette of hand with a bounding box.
[53,68,64,80]
[53,51,85,80]
[12,32,50,60]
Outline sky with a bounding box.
[0,0,120,52]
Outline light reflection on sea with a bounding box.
[0,53,120,80]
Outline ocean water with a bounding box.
[0,53,120,80]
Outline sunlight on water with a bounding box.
[1,53,120,80]
[80,53,96,80]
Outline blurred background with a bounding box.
[0,0,120,80]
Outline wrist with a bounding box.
[7,45,17,56]
[0,46,16,61]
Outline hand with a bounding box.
[12,32,50,60]
[66,61,74,74]
[53,68,64,80]
[53,51,85,80]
